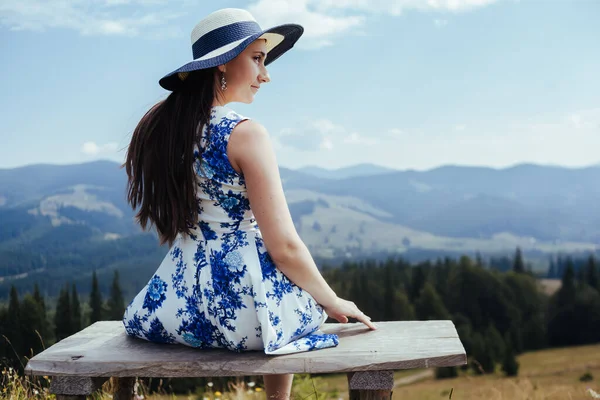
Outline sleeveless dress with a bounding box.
[122,105,339,355]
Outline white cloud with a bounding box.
[313,118,345,135]
[319,136,334,150]
[248,0,497,49]
[565,109,600,130]
[82,141,119,156]
[102,0,171,5]
[276,118,377,151]
[316,0,499,14]
[0,0,185,37]
[276,127,320,151]
[248,0,365,50]
[454,124,466,131]
[343,132,378,145]
[387,128,405,137]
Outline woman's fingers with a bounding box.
[358,314,377,330]
[323,298,377,329]
[355,310,377,330]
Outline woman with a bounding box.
[122,8,376,399]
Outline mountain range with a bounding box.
[1,160,599,300]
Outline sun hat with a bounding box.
[159,8,304,91]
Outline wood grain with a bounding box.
[25,320,467,378]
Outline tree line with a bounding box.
[322,247,600,378]
[0,270,125,371]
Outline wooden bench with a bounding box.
[25,320,466,400]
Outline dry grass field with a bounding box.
[392,343,600,400]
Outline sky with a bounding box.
[1,0,599,171]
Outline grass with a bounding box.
[392,343,600,400]
[393,373,598,400]
[2,344,600,399]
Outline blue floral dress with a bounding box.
[122,105,339,355]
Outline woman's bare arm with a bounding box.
[228,120,376,330]
[228,119,337,306]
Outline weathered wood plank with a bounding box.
[25,320,466,378]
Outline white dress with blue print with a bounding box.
[122,105,339,355]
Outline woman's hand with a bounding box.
[322,297,377,330]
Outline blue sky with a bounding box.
[1,0,599,171]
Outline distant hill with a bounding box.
[1,160,599,300]
[297,163,397,179]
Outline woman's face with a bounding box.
[218,39,270,104]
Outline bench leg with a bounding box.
[50,376,107,399]
[347,371,394,400]
[113,377,135,400]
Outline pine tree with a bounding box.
[485,324,505,362]
[54,285,73,341]
[0,305,9,365]
[586,254,599,291]
[513,247,525,274]
[107,270,125,320]
[393,290,415,321]
[33,283,46,320]
[415,283,450,320]
[7,285,23,361]
[409,266,427,302]
[19,294,46,357]
[501,334,520,376]
[469,332,486,375]
[547,258,556,278]
[556,255,565,280]
[382,262,395,321]
[32,282,50,342]
[547,259,578,346]
[577,264,586,286]
[558,259,576,305]
[475,252,484,268]
[71,283,82,332]
[509,325,524,355]
[480,339,497,374]
[89,270,103,323]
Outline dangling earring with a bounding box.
[220,72,227,91]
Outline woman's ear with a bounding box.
[217,64,226,73]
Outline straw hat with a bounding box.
[159,8,304,91]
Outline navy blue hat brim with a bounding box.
[159,23,303,91]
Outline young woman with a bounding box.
[122,8,375,399]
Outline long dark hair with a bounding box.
[123,68,218,246]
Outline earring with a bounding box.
[221,72,227,91]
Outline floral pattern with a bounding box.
[123,106,339,355]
